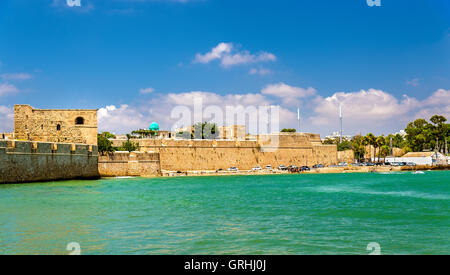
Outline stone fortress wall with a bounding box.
[14,105,98,145]
[111,133,338,172]
[98,152,161,177]
[0,140,99,184]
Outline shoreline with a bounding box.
[159,165,450,178]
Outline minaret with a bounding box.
[339,104,343,143]
[297,107,301,133]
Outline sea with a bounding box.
[0,171,448,255]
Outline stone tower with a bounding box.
[14,105,98,145]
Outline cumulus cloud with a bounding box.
[406,78,420,87]
[1,73,32,81]
[98,105,151,133]
[421,89,450,107]
[0,83,19,96]
[194,42,276,68]
[139,87,155,94]
[0,106,13,132]
[249,67,272,76]
[261,83,316,106]
[96,84,449,137]
[97,88,297,134]
[194,42,232,64]
[309,88,449,135]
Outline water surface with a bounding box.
[0,171,449,254]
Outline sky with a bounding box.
[0,0,449,136]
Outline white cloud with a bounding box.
[98,105,150,133]
[0,106,13,132]
[194,42,232,64]
[194,42,276,68]
[97,88,298,134]
[262,83,316,98]
[421,89,450,107]
[97,84,449,137]
[406,78,420,87]
[249,67,272,76]
[412,89,450,120]
[261,83,316,106]
[139,87,155,94]
[0,83,19,96]
[309,88,449,135]
[1,73,32,81]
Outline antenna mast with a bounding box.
[339,104,343,143]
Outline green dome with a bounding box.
[149,122,159,132]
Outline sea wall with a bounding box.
[111,134,338,171]
[0,140,99,184]
[98,152,161,177]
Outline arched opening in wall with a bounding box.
[57,124,61,131]
[75,117,85,125]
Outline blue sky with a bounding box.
[0,0,449,136]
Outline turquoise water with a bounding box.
[0,171,449,255]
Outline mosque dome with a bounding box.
[149,122,160,132]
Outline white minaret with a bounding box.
[297,107,301,133]
[339,104,343,143]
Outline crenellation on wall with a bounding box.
[0,140,99,184]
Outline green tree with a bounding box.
[375,135,386,162]
[429,115,448,152]
[405,119,432,152]
[192,122,219,140]
[97,133,115,155]
[337,140,352,151]
[351,135,366,163]
[131,129,156,138]
[118,140,139,152]
[363,133,376,162]
[101,132,116,139]
[281,128,297,133]
[323,138,337,145]
[379,145,390,162]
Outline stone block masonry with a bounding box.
[110,133,339,172]
[98,152,161,177]
[0,140,100,184]
[14,105,98,145]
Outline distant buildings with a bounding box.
[324,131,351,141]
[385,152,448,166]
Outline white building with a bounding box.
[324,131,351,141]
[394,129,407,137]
[385,152,447,166]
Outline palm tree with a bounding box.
[363,133,376,162]
[376,136,386,162]
[380,145,390,163]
